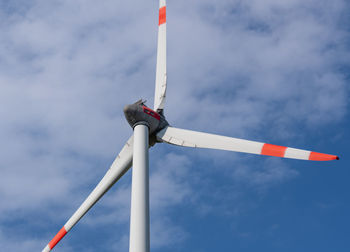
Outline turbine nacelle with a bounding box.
[123,99,169,135]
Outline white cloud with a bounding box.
[151,217,188,249]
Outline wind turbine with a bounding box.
[42,0,339,251]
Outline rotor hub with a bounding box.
[123,100,169,135]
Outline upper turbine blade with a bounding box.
[42,135,134,252]
[157,127,339,161]
[154,0,167,112]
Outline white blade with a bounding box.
[157,127,339,161]
[154,0,167,112]
[42,135,134,252]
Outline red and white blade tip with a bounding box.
[42,227,67,252]
[159,1,166,26]
[261,143,339,161]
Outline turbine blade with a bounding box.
[157,127,339,161]
[42,135,134,252]
[154,0,167,112]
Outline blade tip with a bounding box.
[48,226,67,250]
[309,152,339,161]
[42,245,51,252]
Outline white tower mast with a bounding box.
[129,123,150,252]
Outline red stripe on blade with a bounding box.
[159,6,166,25]
[309,152,339,161]
[261,143,287,157]
[48,227,67,249]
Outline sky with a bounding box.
[0,0,349,251]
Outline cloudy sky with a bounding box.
[0,0,349,251]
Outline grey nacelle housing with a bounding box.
[124,100,169,135]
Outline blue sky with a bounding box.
[0,0,349,251]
